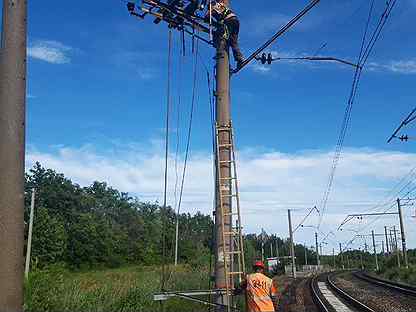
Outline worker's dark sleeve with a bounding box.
[233,279,247,295]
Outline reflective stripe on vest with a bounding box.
[246,273,277,312]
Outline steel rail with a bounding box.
[354,271,416,297]
[327,273,376,312]
[310,275,331,312]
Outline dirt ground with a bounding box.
[274,275,318,312]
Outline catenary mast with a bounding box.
[0,0,27,311]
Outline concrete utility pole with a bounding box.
[389,229,395,256]
[174,217,179,266]
[288,210,296,278]
[214,0,232,305]
[397,199,409,269]
[315,232,320,266]
[393,226,401,268]
[384,226,390,255]
[25,189,36,279]
[275,240,280,260]
[0,0,27,311]
[304,244,308,266]
[339,243,344,270]
[382,240,385,255]
[270,242,273,258]
[372,230,379,272]
[360,249,364,270]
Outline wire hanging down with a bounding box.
[387,107,416,143]
[318,0,398,229]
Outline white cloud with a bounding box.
[26,144,416,249]
[368,59,416,74]
[28,40,72,64]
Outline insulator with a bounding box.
[400,135,409,142]
[261,53,267,65]
[267,53,273,65]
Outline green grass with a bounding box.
[24,265,213,312]
[378,264,416,286]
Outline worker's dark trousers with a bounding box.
[225,17,244,64]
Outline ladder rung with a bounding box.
[224,212,239,216]
[219,177,236,180]
[219,160,234,164]
[218,144,232,148]
[225,251,243,255]
[221,194,237,198]
[224,231,238,236]
[228,272,244,275]
[217,127,232,132]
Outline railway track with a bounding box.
[310,272,375,312]
[353,271,416,297]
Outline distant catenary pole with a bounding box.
[25,188,36,278]
[397,199,409,269]
[288,209,296,278]
[372,230,379,271]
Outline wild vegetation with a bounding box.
[24,265,210,312]
[23,164,312,311]
[29,163,416,311]
[24,163,317,271]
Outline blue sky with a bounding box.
[4,0,416,251]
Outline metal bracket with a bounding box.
[154,289,241,311]
[154,289,226,301]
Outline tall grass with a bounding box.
[24,265,212,312]
[379,264,416,286]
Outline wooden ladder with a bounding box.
[215,122,246,311]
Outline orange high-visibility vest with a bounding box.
[245,273,278,312]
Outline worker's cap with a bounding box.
[253,261,265,269]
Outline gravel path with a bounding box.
[276,276,319,312]
[333,272,416,312]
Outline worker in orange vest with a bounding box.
[235,261,279,312]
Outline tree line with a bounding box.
[25,163,318,271]
[25,163,213,269]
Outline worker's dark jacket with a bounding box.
[208,1,244,64]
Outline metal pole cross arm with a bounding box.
[232,0,321,74]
